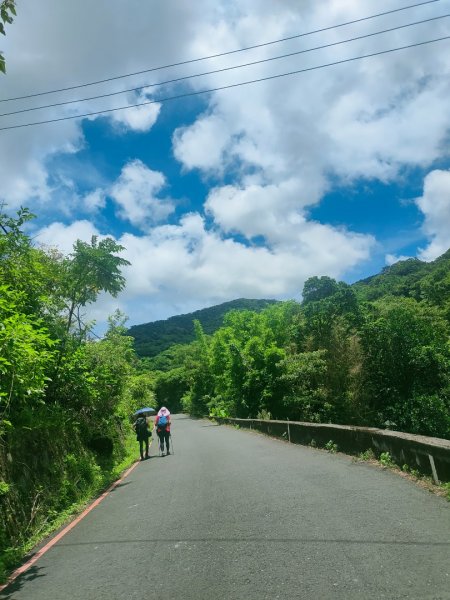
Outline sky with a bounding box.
[1,0,450,332]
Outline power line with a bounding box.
[0,0,443,103]
[1,13,448,118]
[1,35,448,132]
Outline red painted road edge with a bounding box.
[0,460,140,593]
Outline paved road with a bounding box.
[2,415,449,599]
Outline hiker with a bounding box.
[155,407,171,456]
[134,413,151,460]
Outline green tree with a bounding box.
[153,368,186,413]
[0,285,56,423]
[279,350,329,421]
[0,0,16,74]
[302,276,340,304]
[359,297,450,436]
[61,237,130,335]
[0,207,142,580]
[206,309,286,418]
[182,321,213,416]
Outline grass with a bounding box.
[0,433,137,584]
[379,451,395,468]
[325,440,338,453]
[354,448,450,501]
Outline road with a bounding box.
[1,415,449,599]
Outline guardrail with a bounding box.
[214,417,450,483]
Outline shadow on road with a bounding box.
[109,480,133,492]
[0,565,46,599]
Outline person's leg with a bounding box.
[144,436,149,458]
[158,431,165,454]
[165,431,170,454]
[139,439,144,460]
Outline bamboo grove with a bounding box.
[1,206,449,579]
[148,257,450,440]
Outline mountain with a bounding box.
[128,298,279,357]
[129,249,450,359]
[352,249,450,305]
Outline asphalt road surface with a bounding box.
[2,415,449,599]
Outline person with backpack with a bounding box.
[155,407,171,456]
[134,413,151,460]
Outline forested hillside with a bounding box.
[353,250,450,310]
[143,253,450,441]
[129,251,450,360]
[1,206,449,582]
[128,298,279,357]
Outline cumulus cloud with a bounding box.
[33,206,374,326]
[82,189,106,213]
[0,0,202,208]
[109,160,175,230]
[35,220,101,254]
[121,212,373,322]
[3,0,450,327]
[110,93,161,132]
[205,179,325,242]
[416,169,450,261]
[385,253,412,266]
[172,0,450,188]
[173,114,232,172]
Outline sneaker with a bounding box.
[166,451,170,455]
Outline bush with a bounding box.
[379,451,395,468]
[325,440,338,453]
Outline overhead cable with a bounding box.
[0,35,448,132]
[0,13,448,118]
[0,0,443,103]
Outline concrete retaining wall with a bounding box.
[215,418,450,483]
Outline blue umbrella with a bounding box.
[133,407,156,417]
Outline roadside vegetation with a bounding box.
[142,259,450,441]
[0,208,155,580]
[1,205,449,580]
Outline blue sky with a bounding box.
[1,0,450,330]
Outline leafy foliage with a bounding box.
[0,208,137,580]
[151,253,450,441]
[1,203,449,579]
[0,0,16,74]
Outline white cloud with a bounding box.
[82,189,106,213]
[5,0,448,217]
[205,178,325,242]
[172,0,450,190]
[35,220,101,254]
[0,1,197,208]
[114,213,374,323]
[3,0,450,327]
[173,114,232,172]
[110,93,161,132]
[416,170,450,261]
[33,207,374,327]
[109,160,175,230]
[385,253,412,266]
